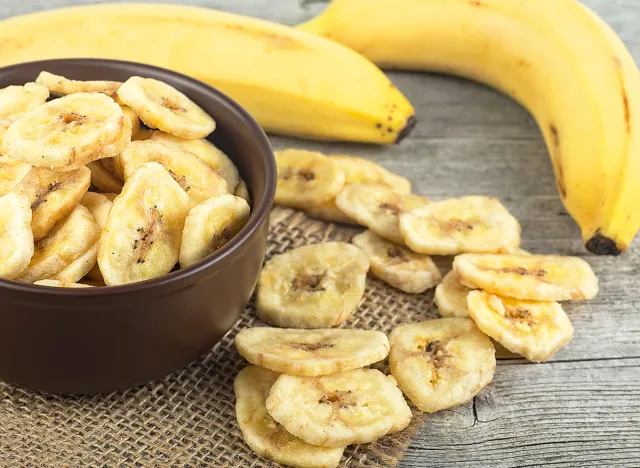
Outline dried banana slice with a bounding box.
[434,271,472,318]
[150,131,239,192]
[453,254,599,301]
[235,366,345,468]
[256,243,369,328]
[179,194,250,268]
[275,149,345,209]
[99,157,124,182]
[467,291,574,362]
[35,71,122,98]
[2,93,131,171]
[0,155,30,196]
[13,166,91,241]
[0,82,49,121]
[399,196,521,255]
[389,318,495,413]
[132,127,154,141]
[87,161,123,193]
[121,140,228,208]
[53,242,99,283]
[80,192,113,282]
[120,105,141,136]
[266,368,411,447]
[330,154,411,193]
[352,230,441,293]
[0,192,34,279]
[17,204,100,283]
[305,199,356,225]
[102,192,119,202]
[78,278,105,287]
[235,328,390,377]
[34,279,93,288]
[117,76,215,139]
[98,162,190,286]
[234,178,251,205]
[336,183,429,244]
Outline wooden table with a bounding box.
[3,1,639,466]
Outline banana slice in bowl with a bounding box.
[35,71,122,98]
[0,192,34,280]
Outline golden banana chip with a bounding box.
[257,242,369,328]
[235,366,345,468]
[0,82,49,121]
[330,154,411,193]
[453,253,599,301]
[87,161,123,193]
[102,192,119,202]
[117,76,215,139]
[34,279,93,288]
[132,127,154,141]
[434,271,472,318]
[389,317,495,413]
[399,196,521,255]
[100,156,125,182]
[352,230,441,293]
[121,140,228,208]
[467,290,574,362]
[234,178,251,205]
[53,242,99,283]
[335,183,429,244]
[2,92,131,171]
[80,192,113,282]
[0,192,34,280]
[35,71,122,98]
[13,166,91,240]
[305,199,357,225]
[274,149,346,209]
[235,327,390,377]
[265,368,412,447]
[98,162,190,286]
[120,105,141,136]
[0,155,30,196]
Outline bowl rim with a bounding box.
[0,58,276,297]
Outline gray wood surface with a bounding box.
[2,0,639,467]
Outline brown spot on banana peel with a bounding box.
[586,232,622,255]
[548,124,567,199]
[469,0,484,6]
[395,115,417,143]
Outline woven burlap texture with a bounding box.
[0,207,439,467]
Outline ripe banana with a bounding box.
[300,0,640,254]
[0,3,415,145]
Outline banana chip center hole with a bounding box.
[161,97,185,113]
[493,266,547,278]
[62,113,85,125]
[423,340,448,369]
[378,202,401,215]
[319,390,356,409]
[291,341,334,352]
[292,274,325,292]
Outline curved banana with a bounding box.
[0,3,414,145]
[300,0,640,254]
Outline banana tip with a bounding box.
[585,234,622,255]
[395,115,417,144]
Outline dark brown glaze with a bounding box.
[0,59,276,394]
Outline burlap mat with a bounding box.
[0,207,438,467]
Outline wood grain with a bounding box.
[2,0,640,466]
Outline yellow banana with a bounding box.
[0,3,415,144]
[300,0,640,254]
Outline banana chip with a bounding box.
[121,105,141,136]
[0,192,34,279]
[256,243,370,328]
[13,166,91,240]
[35,71,122,98]
[330,154,411,193]
[335,183,429,244]
[275,149,346,209]
[34,279,93,288]
[305,199,356,225]
[2,93,131,171]
[0,82,49,122]
[53,242,99,283]
[121,140,228,208]
[0,155,30,196]
[102,192,119,202]
[100,156,124,182]
[151,131,239,192]
[235,328,389,377]
[98,162,190,286]
[399,196,521,255]
[179,194,250,268]
[17,204,100,283]
[234,178,251,205]
[81,192,113,282]
[235,366,345,468]
[434,271,472,318]
[389,318,495,413]
[453,254,599,301]
[467,291,574,362]
[87,161,123,193]
[352,230,441,293]
[117,76,215,139]
[132,127,154,141]
[266,368,411,447]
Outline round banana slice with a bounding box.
[16,204,100,283]
[330,154,411,193]
[235,366,345,468]
[120,140,228,208]
[34,279,93,288]
[120,105,141,137]
[234,178,251,205]
[352,230,442,294]
[35,71,122,98]
[98,162,190,286]
[266,368,412,448]
[335,183,429,244]
[0,192,34,280]
[0,82,49,121]
[13,166,91,241]
[467,291,574,362]
[256,243,370,329]
[179,194,250,268]
[53,241,99,283]
[80,192,113,282]
[0,155,30,196]
[235,328,390,377]
[389,317,495,413]
[1,93,131,171]
[434,271,473,318]
[453,253,599,301]
[305,199,357,225]
[87,161,123,193]
[399,196,521,255]
[150,131,239,192]
[274,149,346,209]
[117,76,215,139]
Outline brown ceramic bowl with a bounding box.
[0,59,276,394]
